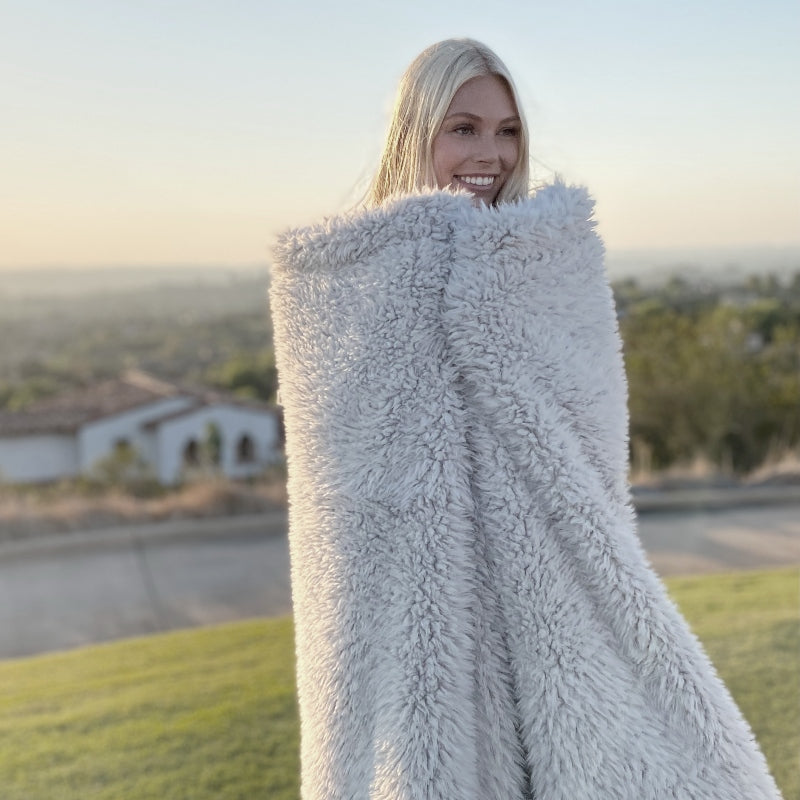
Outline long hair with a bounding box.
[367,39,530,206]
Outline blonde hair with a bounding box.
[367,38,530,207]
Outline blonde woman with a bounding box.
[368,38,530,206]
[271,39,781,800]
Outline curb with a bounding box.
[0,510,288,560]
[1,486,799,558]
[633,486,800,514]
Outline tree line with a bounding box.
[616,272,800,475]
[1,270,798,478]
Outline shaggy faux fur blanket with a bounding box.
[270,184,781,800]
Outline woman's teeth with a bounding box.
[458,175,495,187]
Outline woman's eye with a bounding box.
[499,127,520,137]
[453,125,474,135]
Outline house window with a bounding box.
[183,439,200,466]
[236,434,256,464]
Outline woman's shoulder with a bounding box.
[525,181,595,221]
[486,181,596,229]
[271,182,598,274]
[272,190,472,273]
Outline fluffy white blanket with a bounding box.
[270,184,781,800]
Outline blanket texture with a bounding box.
[270,184,781,800]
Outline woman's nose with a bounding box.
[474,134,499,164]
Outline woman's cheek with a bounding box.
[500,138,519,165]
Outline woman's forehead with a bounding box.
[445,75,518,120]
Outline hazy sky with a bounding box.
[2,0,798,268]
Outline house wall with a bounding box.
[156,404,281,484]
[78,396,194,473]
[0,434,78,483]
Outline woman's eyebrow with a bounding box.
[443,112,521,124]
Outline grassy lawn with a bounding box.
[0,617,299,800]
[668,568,800,798]
[0,568,797,799]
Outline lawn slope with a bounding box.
[0,569,796,799]
[0,617,299,800]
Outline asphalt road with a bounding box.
[0,514,290,660]
[0,504,798,660]
[638,504,800,576]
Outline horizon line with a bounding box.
[2,243,800,273]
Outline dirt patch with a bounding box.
[0,477,287,543]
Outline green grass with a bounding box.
[0,569,797,799]
[667,568,800,798]
[0,617,300,800]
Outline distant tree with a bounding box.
[89,442,161,497]
[206,349,278,404]
[621,285,800,474]
[3,377,61,411]
[204,422,223,467]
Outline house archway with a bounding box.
[236,433,256,464]
[183,439,200,466]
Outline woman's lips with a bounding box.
[454,174,497,190]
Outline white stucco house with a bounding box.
[0,370,283,486]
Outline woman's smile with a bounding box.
[432,74,520,204]
[455,174,496,187]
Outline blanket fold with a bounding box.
[270,183,781,800]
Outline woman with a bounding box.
[270,39,782,800]
[367,39,529,206]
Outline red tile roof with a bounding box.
[0,370,182,437]
[0,370,274,437]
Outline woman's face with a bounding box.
[432,74,521,204]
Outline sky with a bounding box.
[1,0,798,269]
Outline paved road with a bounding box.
[0,504,798,660]
[637,504,800,576]
[0,514,290,660]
